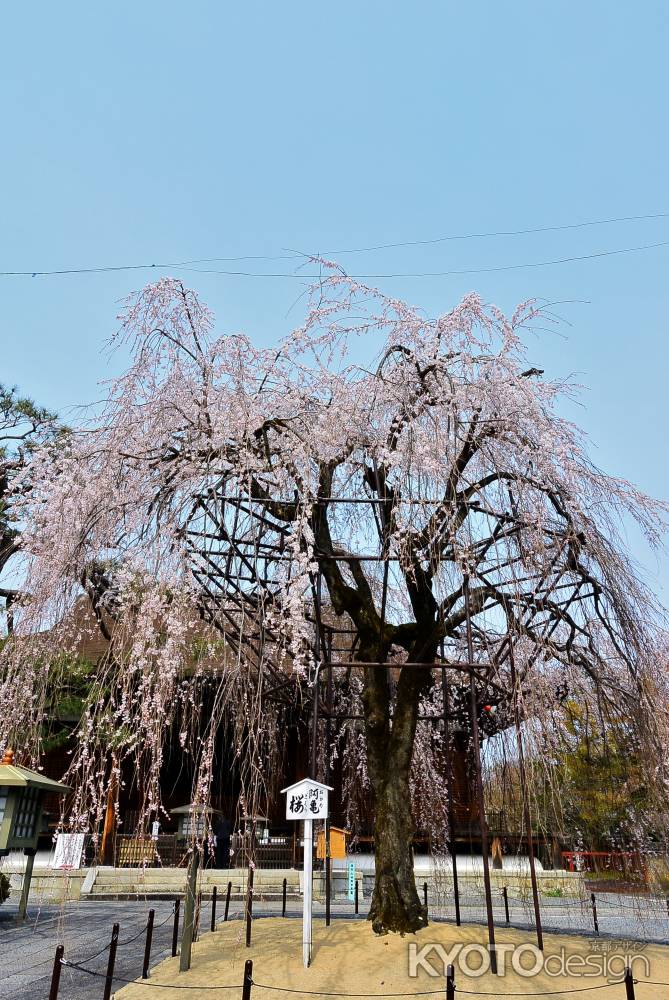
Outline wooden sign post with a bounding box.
[281,778,332,968]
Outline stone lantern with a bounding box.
[0,749,69,919]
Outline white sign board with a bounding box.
[52,833,86,870]
[281,779,333,968]
[285,782,329,820]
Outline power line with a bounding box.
[179,239,669,279]
[0,253,296,278]
[1,222,668,281]
[319,210,669,254]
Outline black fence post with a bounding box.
[624,966,636,1000]
[423,881,428,912]
[590,892,599,935]
[172,898,180,957]
[242,958,254,1000]
[225,880,232,921]
[246,867,254,947]
[48,944,64,1000]
[354,879,359,915]
[282,877,287,917]
[502,886,510,924]
[142,908,155,979]
[211,885,218,933]
[102,922,119,1000]
[325,856,331,927]
[446,963,455,1000]
[453,870,461,927]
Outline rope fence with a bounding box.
[34,875,669,999]
[49,954,653,999]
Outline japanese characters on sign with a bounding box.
[286,783,328,819]
[52,832,86,870]
[347,862,356,901]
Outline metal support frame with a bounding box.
[182,475,547,951]
[464,576,498,975]
[442,643,461,926]
[509,642,544,951]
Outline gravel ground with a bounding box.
[1,890,667,999]
[0,899,178,1000]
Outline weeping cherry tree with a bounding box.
[1,269,667,933]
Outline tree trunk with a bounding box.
[367,742,427,934]
[363,662,429,935]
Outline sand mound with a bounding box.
[117,916,669,1000]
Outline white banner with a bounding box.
[52,833,86,870]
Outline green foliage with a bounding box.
[552,701,650,849]
[0,383,64,630]
[0,384,56,458]
[485,700,659,851]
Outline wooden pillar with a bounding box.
[179,850,199,972]
[100,754,118,866]
[17,849,36,921]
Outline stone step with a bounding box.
[85,865,307,898]
[92,874,300,886]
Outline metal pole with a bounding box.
[310,572,322,779]
[242,959,254,1000]
[180,850,199,972]
[245,865,254,946]
[624,966,636,1000]
[282,877,287,916]
[442,663,461,926]
[303,817,313,967]
[354,878,359,914]
[325,633,334,783]
[310,673,320,780]
[446,963,455,1000]
[48,944,64,1000]
[225,880,232,921]
[423,881,428,912]
[509,642,544,951]
[325,820,331,926]
[325,643,333,929]
[142,908,155,978]
[171,898,180,957]
[102,922,119,1000]
[591,892,599,935]
[502,886,510,925]
[464,574,498,974]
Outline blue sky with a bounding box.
[2,1,668,598]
